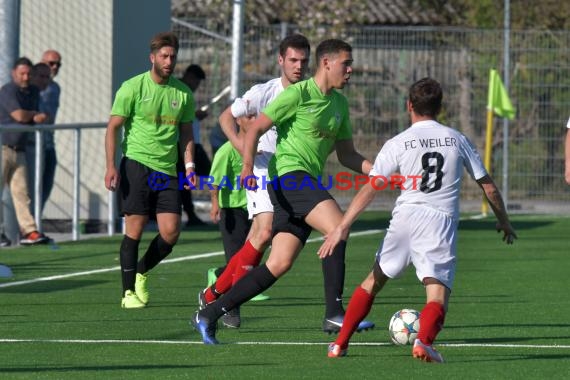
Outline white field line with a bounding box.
[0,338,569,349]
[0,229,383,289]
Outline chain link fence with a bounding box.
[173,20,570,212]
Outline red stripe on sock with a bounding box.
[335,286,375,349]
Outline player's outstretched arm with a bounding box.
[317,179,379,258]
[335,139,372,175]
[219,106,242,153]
[477,175,517,244]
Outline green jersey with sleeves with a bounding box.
[111,71,195,176]
[262,78,352,178]
[209,141,247,209]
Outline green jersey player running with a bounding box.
[191,39,374,344]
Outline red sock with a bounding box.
[232,240,263,285]
[335,286,375,349]
[417,301,445,345]
[203,254,240,304]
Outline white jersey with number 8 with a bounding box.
[370,120,488,220]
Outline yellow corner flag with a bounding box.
[481,69,515,216]
[487,69,515,120]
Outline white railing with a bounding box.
[0,122,111,242]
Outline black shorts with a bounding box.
[118,157,181,216]
[268,171,334,245]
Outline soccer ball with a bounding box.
[388,308,420,345]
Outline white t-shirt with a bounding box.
[566,117,570,129]
[230,77,284,155]
[370,120,488,220]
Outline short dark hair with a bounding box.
[315,39,352,62]
[408,77,443,117]
[279,34,310,57]
[184,64,206,80]
[31,62,50,74]
[13,57,33,69]
[150,32,179,53]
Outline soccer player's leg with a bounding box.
[233,212,272,285]
[412,279,448,363]
[134,174,181,304]
[329,262,388,357]
[305,198,375,333]
[192,234,298,343]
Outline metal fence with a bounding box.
[173,20,570,211]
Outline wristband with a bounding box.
[185,162,196,169]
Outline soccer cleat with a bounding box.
[322,315,376,334]
[135,273,149,305]
[250,292,270,302]
[221,307,240,328]
[327,343,347,358]
[121,290,146,309]
[20,231,49,245]
[190,311,219,344]
[207,267,218,287]
[412,339,444,363]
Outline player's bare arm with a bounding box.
[317,178,380,258]
[477,175,517,244]
[239,113,273,189]
[179,121,196,189]
[104,115,125,191]
[335,139,373,175]
[565,129,570,185]
[219,106,243,153]
[209,186,220,223]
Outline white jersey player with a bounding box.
[229,77,283,217]
[322,77,517,362]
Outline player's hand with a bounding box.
[240,164,257,191]
[317,226,350,259]
[105,168,120,191]
[184,168,196,190]
[210,204,220,223]
[496,222,517,244]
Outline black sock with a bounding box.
[321,240,347,318]
[120,235,140,294]
[201,264,277,321]
[137,234,174,274]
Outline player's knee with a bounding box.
[266,258,293,277]
[258,226,273,246]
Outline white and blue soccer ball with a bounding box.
[388,308,421,345]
